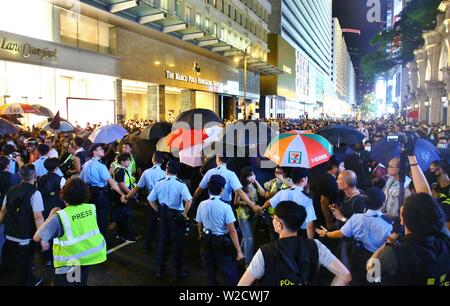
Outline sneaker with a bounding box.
[125,237,137,243]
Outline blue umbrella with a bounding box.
[317,124,365,146]
[88,124,128,144]
[370,138,440,171]
[414,138,441,171]
[42,121,74,133]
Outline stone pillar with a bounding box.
[415,88,427,122]
[115,79,123,123]
[148,85,165,121]
[443,67,450,124]
[180,90,196,112]
[424,30,442,82]
[426,81,444,124]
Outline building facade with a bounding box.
[267,0,333,118]
[409,1,450,125]
[330,18,356,117]
[0,0,279,125]
[342,28,363,105]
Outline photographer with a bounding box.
[2,143,23,182]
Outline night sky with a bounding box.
[333,0,388,55]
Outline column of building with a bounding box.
[414,48,428,122]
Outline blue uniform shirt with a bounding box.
[269,186,317,229]
[80,158,112,187]
[340,209,393,253]
[148,175,192,211]
[196,196,236,236]
[199,165,242,202]
[8,159,16,175]
[137,164,165,193]
[33,156,64,178]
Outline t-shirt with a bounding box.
[338,192,366,220]
[313,173,338,225]
[2,190,45,213]
[247,239,337,279]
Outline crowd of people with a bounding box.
[0,116,448,286]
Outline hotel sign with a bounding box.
[0,37,57,60]
[165,70,222,88]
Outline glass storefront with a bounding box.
[0,60,116,126]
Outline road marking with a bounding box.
[107,236,142,254]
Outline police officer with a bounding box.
[196,175,244,286]
[127,152,165,252]
[193,154,261,214]
[33,144,64,178]
[148,159,192,281]
[109,142,137,184]
[316,187,393,285]
[262,167,317,239]
[372,192,450,286]
[80,144,127,239]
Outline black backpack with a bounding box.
[260,237,319,286]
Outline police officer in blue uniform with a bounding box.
[196,175,245,286]
[193,154,261,214]
[148,159,192,281]
[316,187,393,285]
[80,144,127,239]
[262,168,317,239]
[127,152,166,252]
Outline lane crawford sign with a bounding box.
[0,37,57,60]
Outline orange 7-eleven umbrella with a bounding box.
[264,130,333,168]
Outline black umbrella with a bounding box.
[31,104,54,118]
[173,108,221,129]
[139,121,172,141]
[123,132,156,170]
[317,124,365,146]
[219,120,278,158]
[0,117,19,135]
[0,114,22,125]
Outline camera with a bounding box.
[386,133,406,143]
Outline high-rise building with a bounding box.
[266,0,333,118]
[341,28,363,105]
[330,18,356,116]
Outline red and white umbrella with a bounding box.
[0,103,39,115]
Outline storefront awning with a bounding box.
[80,0,281,76]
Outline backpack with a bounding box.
[260,237,319,286]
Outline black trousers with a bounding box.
[112,199,135,240]
[155,218,185,273]
[144,205,159,250]
[200,247,238,286]
[8,241,37,286]
[89,187,110,239]
[54,266,90,286]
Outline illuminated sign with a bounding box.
[0,37,57,60]
[165,70,222,88]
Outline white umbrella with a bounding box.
[88,124,128,144]
[179,143,204,167]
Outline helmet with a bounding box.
[25,137,38,147]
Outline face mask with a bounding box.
[437,143,447,149]
[364,146,371,152]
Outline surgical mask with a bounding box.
[437,143,447,149]
[364,146,371,152]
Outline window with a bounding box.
[195,13,201,28]
[174,0,181,17]
[212,0,217,7]
[221,27,225,39]
[213,23,218,36]
[205,18,210,32]
[160,0,168,11]
[228,4,231,17]
[185,6,192,23]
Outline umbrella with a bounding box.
[139,122,172,141]
[407,110,419,119]
[370,138,441,171]
[122,132,156,170]
[88,124,128,144]
[0,114,22,125]
[222,120,277,147]
[0,117,19,135]
[0,103,39,115]
[31,104,54,118]
[173,108,222,129]
[156,136,171,153]
[42,121,75,133]
[317,124,365,146]
[179,143,204,167]
[49,111,61,130]
[264,131,333,168]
